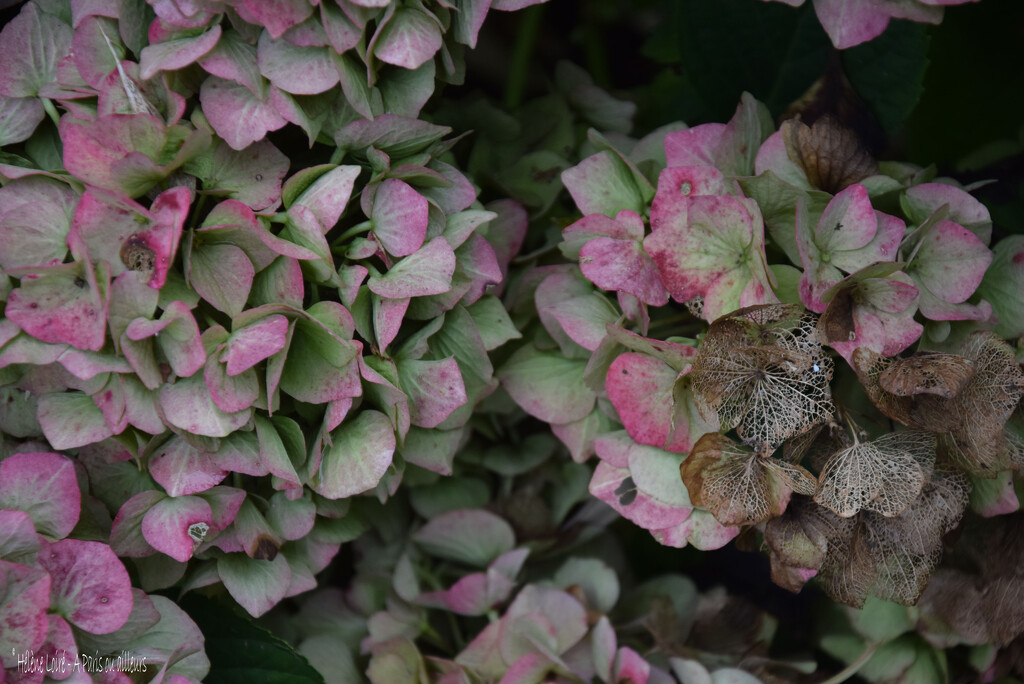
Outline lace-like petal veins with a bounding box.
[943,332,1024,475]
[693,305,834,453]
[680,433,796,526]
[780,117,877,194]
[864,467,969,606]
[815,431,935,518]
[879,352,976,399]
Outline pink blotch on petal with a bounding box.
[655,165,727,200]
[6,261,109,352]
[38,538,133,634]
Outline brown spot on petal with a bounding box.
[252,535,279,561]
[120,235,157,273]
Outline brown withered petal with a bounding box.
[689,589,767,655]
[817,287,856,347]
[681,433,817,526]
[801,466,968,608]
[693,305,834,454]
[781,116,878,194]
[879,352,976,399]
[851,349,962,433]
[764,500,830,580]
[941,332,1024,475]
[814,430,935,519]
[919,569,1024,648]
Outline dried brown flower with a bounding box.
[781,116,878,194]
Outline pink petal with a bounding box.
[6,260,109,351]
[605,353,689,452]
[664,124,725,168]
[0,452,80,539]
[579,237,669,306]
[313,410,396,499]
[812,0,891,49]
[139,24,221,79]
[904,182,991,243]
[39,538,133,634]
[223,314,290,376]
[563,210,644,243]
[0,176,77,270]
[141,495,213,562]
[372,6,443,70]
[199,76,288,151]
[753,130,810,188]
[149,435,229,497]
[614,647,650,684]
[816,184,877,254]
[257,32,338,95]
[234,0,314,39]
[913,220,992,304]
[0,560,50,664]
[372,178,429,257]
[398,357,468,429]
[588,461,692,531]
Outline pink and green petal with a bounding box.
[0,560,50,666]
[312,410,396,499]
[141,495,214,562]
[0,451,80,539]
[6,259,110,352]
[645,195,776,321]
[0,176,78,270]
[0,510,40,565]
[149,436,229,498]
[40,538,133,635]
[910,219,992,305]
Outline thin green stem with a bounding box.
[510,241,560,264]
[333,220,373,246]
[41,98,61,127]
[504,4,544,110]
[820,641,881,684]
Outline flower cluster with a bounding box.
[500,90,1023,617]
[0,0,543,675]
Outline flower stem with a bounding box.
[41,98,61,128]
[504,4,544,110]
[333,220,372,246]
[820,641,880,684]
